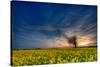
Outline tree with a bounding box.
[54,27,78,48]
[68,36,77,48]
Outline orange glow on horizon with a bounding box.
[55,34,96,47]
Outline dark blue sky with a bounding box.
[11,1,97,49]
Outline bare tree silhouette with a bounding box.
[64,35,77,48]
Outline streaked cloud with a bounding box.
[12,1,97,49]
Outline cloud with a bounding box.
[12,1,97,49]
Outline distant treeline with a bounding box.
[12,45,97,50]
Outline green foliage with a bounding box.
[12,48,97,66]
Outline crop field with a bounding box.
[12,47,97,66]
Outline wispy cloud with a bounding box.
[12,1,97,49]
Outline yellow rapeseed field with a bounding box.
[12,47,97,66]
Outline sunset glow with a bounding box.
[12,1,97,49]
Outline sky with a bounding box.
[11,1,97,49]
